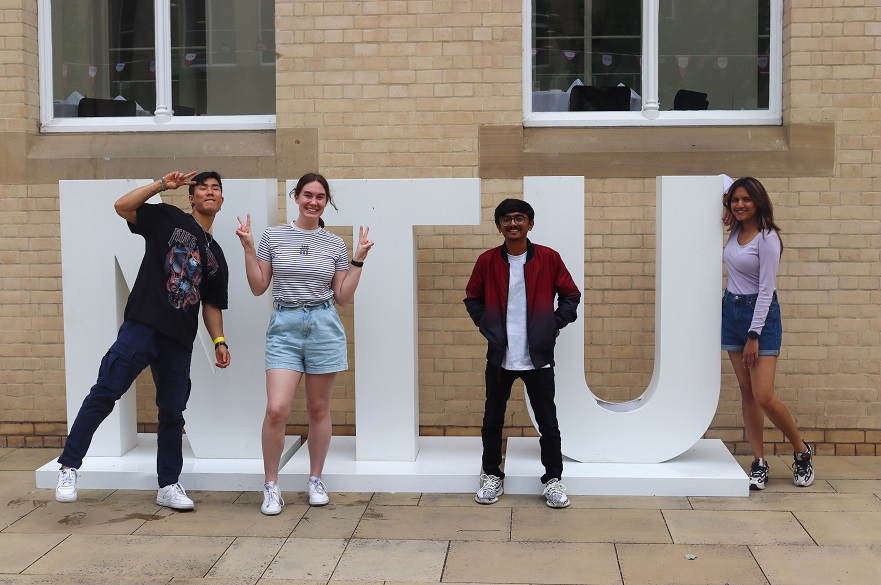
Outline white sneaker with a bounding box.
[156,482,195,510]
[475,473,504,504]
[308,476,329,506]
[542,478,570,508]
[55,468,80,502]
[261,481,284,515]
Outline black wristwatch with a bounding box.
[747,331,759,340]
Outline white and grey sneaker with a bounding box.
[749,459,769,491]
[792,442,815,487]
[542,478,570,508]
[261,481,284,515]
[156,482,195,510]
[55,467,80,503]
[308,476,329,506]
[475,473,504,505]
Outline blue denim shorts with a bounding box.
[721,290,782,356]
[265,299,348,374]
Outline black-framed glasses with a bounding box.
[499,214,528,226]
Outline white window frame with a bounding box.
[523,0,783,127]
[38,0,275,132]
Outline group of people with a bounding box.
[53,171,813,514]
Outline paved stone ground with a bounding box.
[2,447,880,584]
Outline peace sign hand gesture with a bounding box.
[161,171,198,191]
[235,214,255,251]
[352,225,374,263]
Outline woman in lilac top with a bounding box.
[722,177,814,491]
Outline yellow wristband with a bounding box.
[212,336,225,345]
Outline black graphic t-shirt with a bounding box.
[123,203,229,347]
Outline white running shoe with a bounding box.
[261,481,284,515]
[308,476,329,506]
[542,478,570,508]
[156,482,195,510]
[55,468,80,503]
[475,473,504,505]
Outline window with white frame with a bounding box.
[524,0,781,126]
[39,0,275,131]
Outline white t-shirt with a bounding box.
[502,252,534,370]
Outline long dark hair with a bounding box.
[289,172,337,228]
[724,176,783,253]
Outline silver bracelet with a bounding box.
[158,177,167,191]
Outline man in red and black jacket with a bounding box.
[464,198,581,508]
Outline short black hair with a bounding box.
[189,171,223,195]
[494,198,535,225]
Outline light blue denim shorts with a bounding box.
[265,299,348,374]
[721,290,782,356]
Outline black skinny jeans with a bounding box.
[481,363,563,484]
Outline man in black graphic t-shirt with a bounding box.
[55,171,230,511]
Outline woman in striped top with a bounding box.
[236,173,373,514]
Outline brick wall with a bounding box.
[1,1,879,454]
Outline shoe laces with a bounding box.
[59,468,79,487]
[543,478,567,501]
[749,460,767,478]
[264,483,284,507]
[479,473,502,493]
[792,458,811,476]
[309,477,327,495]
[168,482,187,497]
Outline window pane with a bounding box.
[658,0,770,111]
[51,0,156,118]
[170,0,276,116]
[532,0,641,112]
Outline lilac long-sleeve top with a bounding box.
[723,224,781,335]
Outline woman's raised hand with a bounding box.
[353,225,374,262]
[236,214,254,249]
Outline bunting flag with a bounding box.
[88,64,97,89]
[185,52,198,68]
[717,56,728,77]
[563,50,577,61]
[677,55,689,77]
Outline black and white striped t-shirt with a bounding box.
[256,222,349,303]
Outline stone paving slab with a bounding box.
[826,479,881,493]
[0,533,67,574]
[261,537,347,581]
[0,577,170,585]
[334,539,449,582]
[292,501,370,539]
[444,541,621,584]
[688,492,881,512]
[4,492,158,535]
[512,508,672,543]
[751,545,881,585]
[617,544,769,585]
[133,501,306,538]
[794,511,881,546]
[205,536,285,581]
[354,505,510,541]
[663,510,814,545]
[0,449,62,471]
[23,534,233,577]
